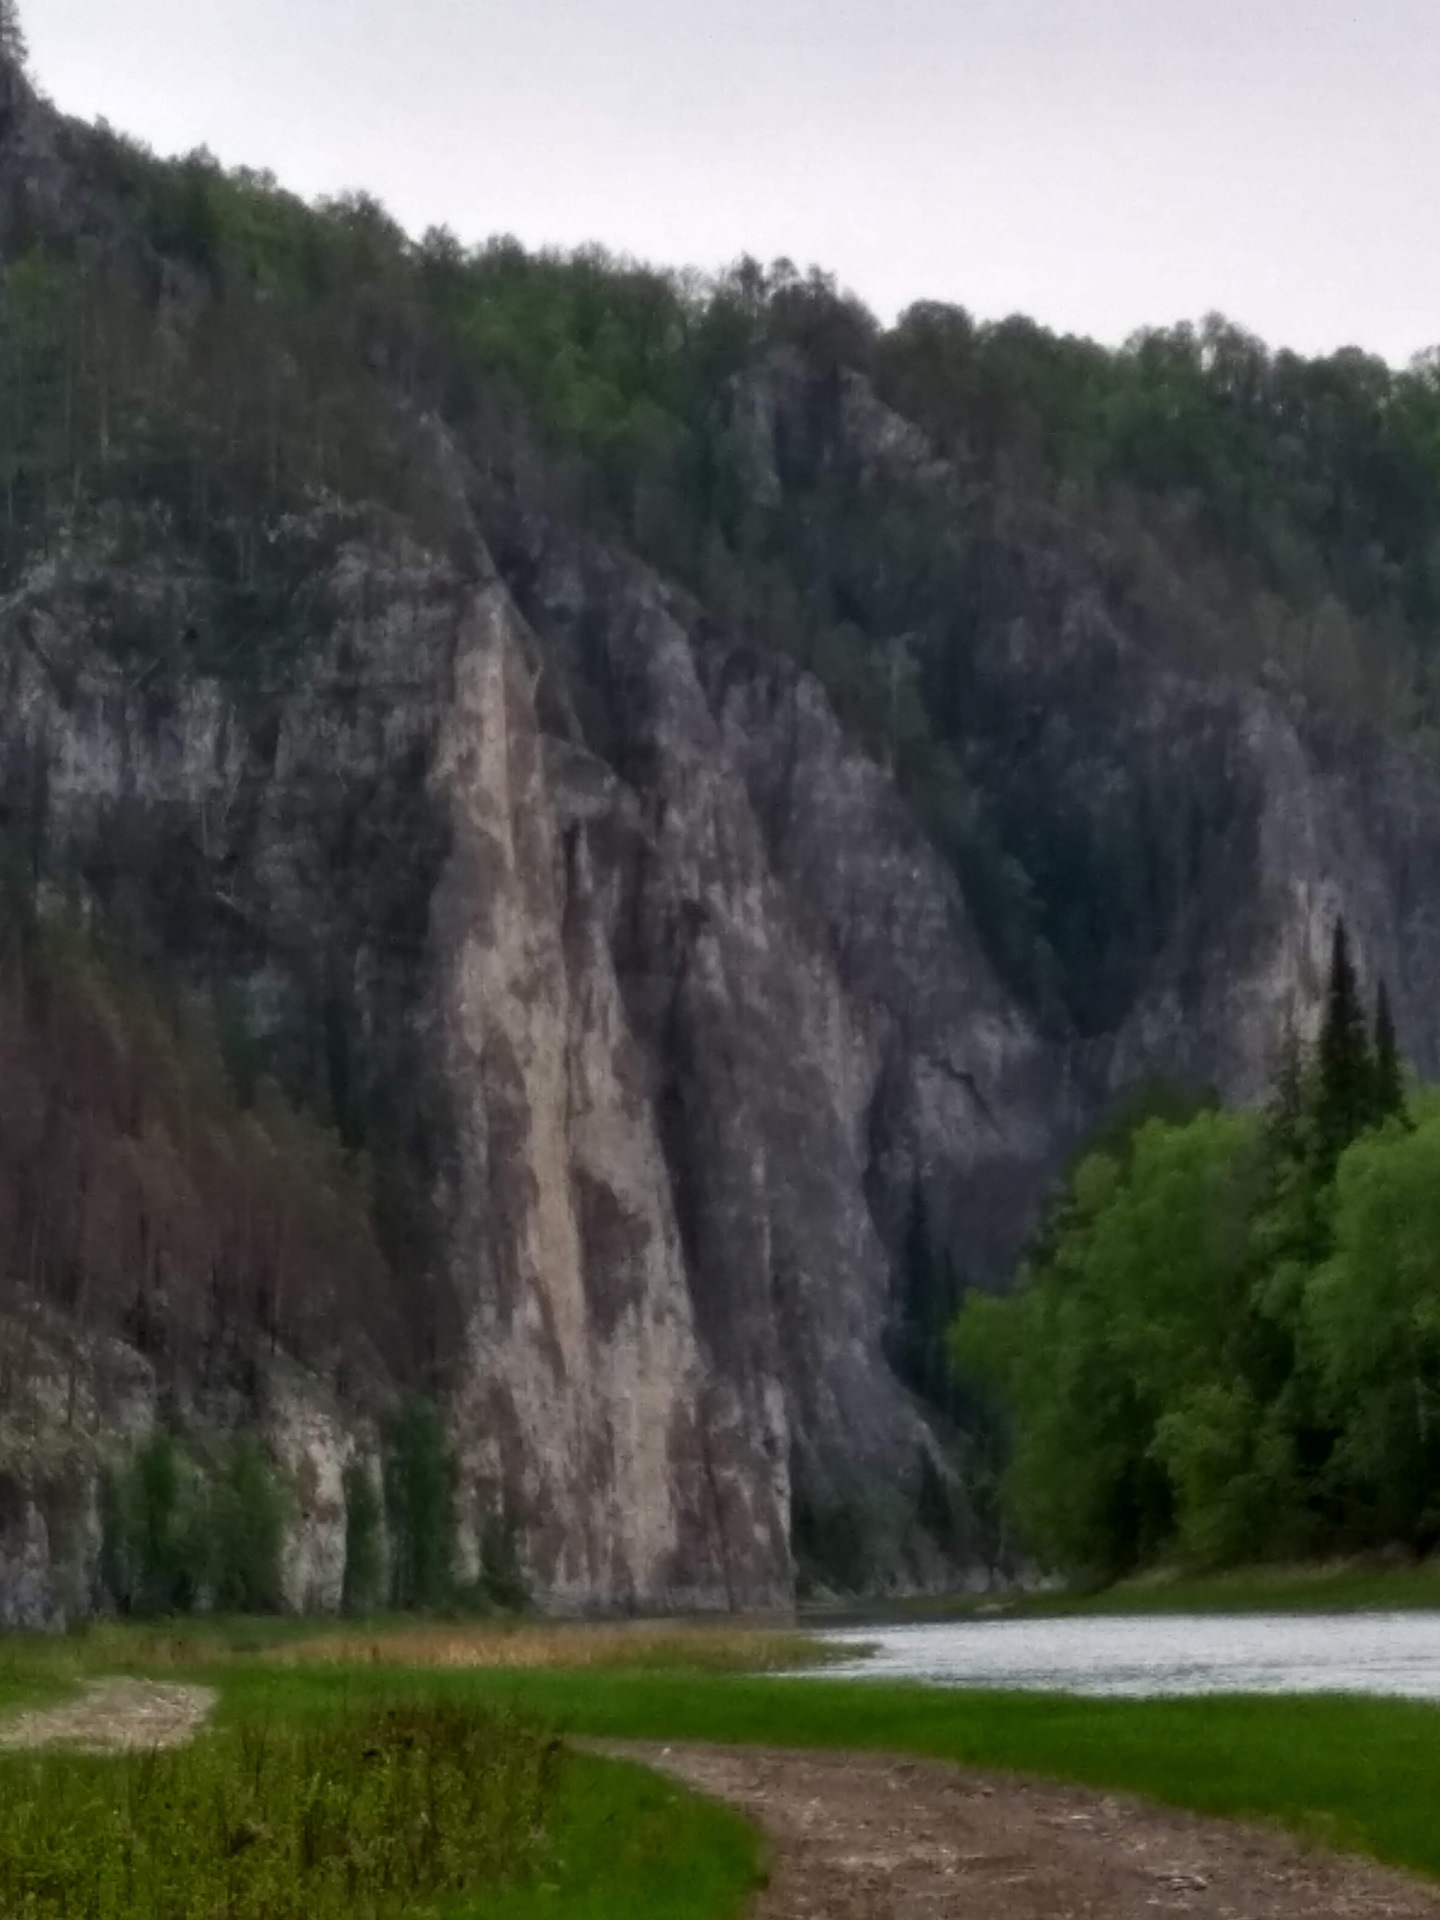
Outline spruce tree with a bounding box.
[1315,918,1373,1174]
[1265,1016,1308,1159]
[1372,978,1406,1122]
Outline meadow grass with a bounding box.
[0,1642,765,1920]
[0,1699,553,1920]
[201,1663,1440,1885]
[270,1617,847,1673]
[1033,1561,1440,1615]
[5,1613,848,1678]
[7,1615,1440,1907]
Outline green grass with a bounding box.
[0,1699,558,1920]
[1028,1562,1440,1615]
[813,1560,1440,1624]
[8,1618,1440,1908]
[198,1663,1440,1886]
[0,1654,763,1920]
[482,1751,759,1920]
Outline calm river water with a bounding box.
[811,1613,1440,1698]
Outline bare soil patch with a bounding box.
[610,1742,1440,1919]
[0,1677,216,1754]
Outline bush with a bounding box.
[210,1436,288,1613]
[101,1428,287,1616]
[383,1395,455,1609]
[341,1457,385,1614]
[102,1428,212,1616]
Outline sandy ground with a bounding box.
[0,1677,217,1753]
[607,1742,1440,1920]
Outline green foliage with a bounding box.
[0,1701,554,1920]
[341,1459,385,1615]
[1373,981,1406,1123]
[101,1430,287,1616]
[956,958,1424,1578]
[956,1112,1264,1577]
[1315,919,1372,1172]
[1308,1115,1440,1546]
[383,1396,455,1610]
[102,1429,212,1616]
[210,1437,288,1614]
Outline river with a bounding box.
[811,1612,1440,1698]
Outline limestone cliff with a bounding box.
[4,46,1440,1616]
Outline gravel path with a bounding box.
[608,1742,1440,1919]
[0,1677,217,1754]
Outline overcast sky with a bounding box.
[25,0,1439,362]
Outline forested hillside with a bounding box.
[6,101,1440,1028]
[5,9,1440,1615]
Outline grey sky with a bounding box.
[27,0,1440,362]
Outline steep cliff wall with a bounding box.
[6,47,1440,1613]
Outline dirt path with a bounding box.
[609,1743,1440,1919]
[0,1678,216,1754]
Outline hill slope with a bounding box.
[3,36,1440,1613]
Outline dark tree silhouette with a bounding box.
[1315,919,1373,1174]
[1373,978,1406,1123]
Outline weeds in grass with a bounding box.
[0,1699,556,1919]
[273,1620,855,1673]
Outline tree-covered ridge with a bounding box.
[955,927,1432,1578]
[7,111,1440,1038]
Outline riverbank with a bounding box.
[6,1618,1440,1911]
[810,1559,1440,1626]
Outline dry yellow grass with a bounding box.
[269,1620,849,1674]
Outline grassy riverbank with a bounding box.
[198,1662,1440,1886]
[0,1639,766,1920]
[5,1617,1440,1906]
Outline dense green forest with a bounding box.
[954,925,1439,1578]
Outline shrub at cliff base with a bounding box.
[101,1430,288,1617]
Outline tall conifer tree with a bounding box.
[1373,978,1406,1122]
[1315,918,1372,1174]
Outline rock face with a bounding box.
[6,50,1440,1615]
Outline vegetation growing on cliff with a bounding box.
[0,899,399,1392]
[5,110,1440,1034]
[955,924,1433,1579]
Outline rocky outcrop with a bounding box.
[10,417,1440,1612]
[7,56,1440,1616]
